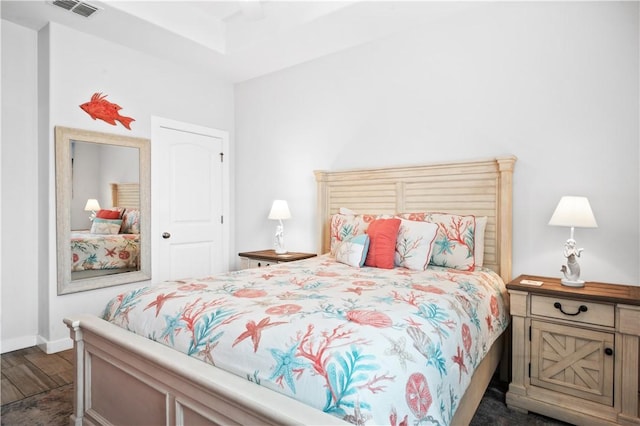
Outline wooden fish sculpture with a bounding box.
[79,92,135,130]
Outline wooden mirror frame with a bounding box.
[55,126,151,295]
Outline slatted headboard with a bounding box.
[110,183,140,209]
[314,156,516,282]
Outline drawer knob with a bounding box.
[553,302,588,316]
[604,347,614,356]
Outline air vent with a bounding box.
[51,0,78,11]
[49,0,100,18]
[71,2,98,17]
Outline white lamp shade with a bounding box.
[84,198,101,211]
[268,200,291,220]
[548,196,597,228]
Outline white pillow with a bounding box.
[399,212,485,271]
[475,216,487,267]
[339,207,358,215]
[394,219,438,271]
[90,218,122,235]
[335,234,370,267]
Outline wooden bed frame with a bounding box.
[65,155,516,426]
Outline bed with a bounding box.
[70,183,141,274]
[70,231,139,272]
[65,155,516,426]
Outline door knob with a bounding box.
[162,232,171,239]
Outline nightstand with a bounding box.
[506,274,640,425]
[238,249,316,269]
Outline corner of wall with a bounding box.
[37,23,52,341]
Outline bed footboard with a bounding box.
[65,315,504,426]
[64,315,346,426]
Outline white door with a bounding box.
[152,117,229,282]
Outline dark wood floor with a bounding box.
[1,346,74,406]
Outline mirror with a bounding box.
[55,126,150,295]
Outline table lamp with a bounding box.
[548,196,598,287]
[268,200,291,254]
[84,198,101,221]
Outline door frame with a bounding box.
[151,116,230,279]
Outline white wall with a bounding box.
[235,2,639,286]
[98,144,139,210]
[44,22,234,351]
[70,142,101,231]
[69,143,139,231]
[2,1,638,355]
[1,20,39,351]
[1,20,234,353]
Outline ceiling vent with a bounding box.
[49,0,100,18]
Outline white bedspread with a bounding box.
[103,255,509,425]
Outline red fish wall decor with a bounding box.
[79,92,135,130]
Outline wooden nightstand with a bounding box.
[506,274,640,425]
[238,249,316,269]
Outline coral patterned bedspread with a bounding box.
[71,232,139,272]
[103,255,509,425]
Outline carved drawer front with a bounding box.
[530,295,614,328]
[530,320,615,406]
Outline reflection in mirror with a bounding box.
[70,142,139,280]
[56,127,150,295]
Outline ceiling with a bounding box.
[1,0,478,82]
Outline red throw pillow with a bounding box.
[96,209,121,219]
[364,218,401,269]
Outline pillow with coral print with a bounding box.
[120,209,140,234]
[329,213,377,255]
[394,219,438,271]
[335,234,370,267]
[400,212,477,271]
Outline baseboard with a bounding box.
[36,335,73,354]
[1,335,38,354]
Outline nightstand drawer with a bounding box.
[531,295,615,327]
[531,295,614,327]
[246,258,275,268]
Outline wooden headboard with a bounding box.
[110,183,140,209]
[314,156,516,282]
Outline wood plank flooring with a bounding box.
[1,346,73,406]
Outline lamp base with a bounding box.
[274,223,286,254]
[561,278,585,287]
